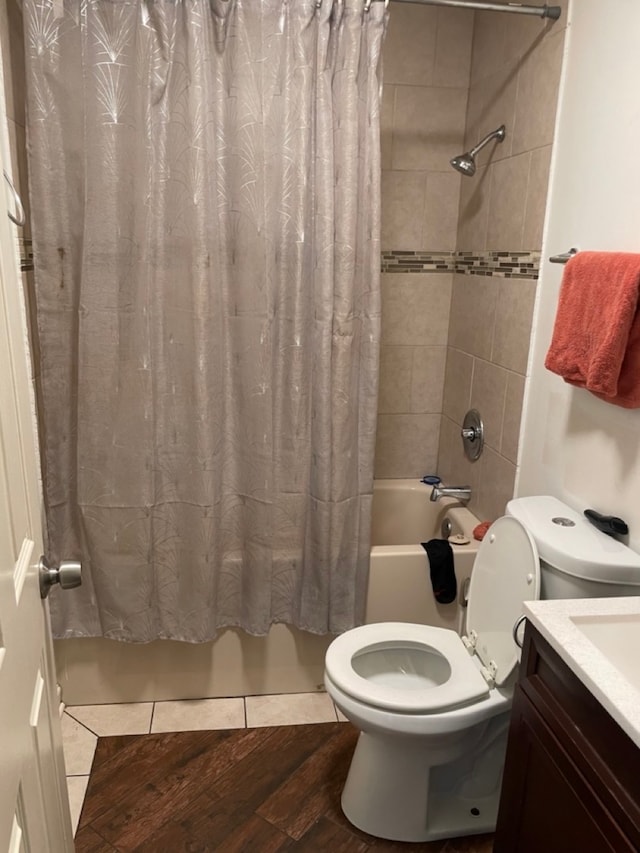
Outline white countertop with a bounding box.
[524,596,640,749]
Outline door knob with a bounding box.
[39,556,82,599]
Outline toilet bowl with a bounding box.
[324,496,640,843]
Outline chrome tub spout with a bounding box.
[430,485,471,503]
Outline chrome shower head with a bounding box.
[450,152,477,177]
[450,125,506,177]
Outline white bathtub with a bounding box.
[366,479,479,631]
[54,479,480,704]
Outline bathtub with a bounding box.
[54,479,480,704]
[366,479,479,631]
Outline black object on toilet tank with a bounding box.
[584,508,629,538]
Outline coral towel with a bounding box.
[544,252,640,408]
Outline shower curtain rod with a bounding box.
[368,0,562,19]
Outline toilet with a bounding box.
[324,495,640,843]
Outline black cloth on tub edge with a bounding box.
[421,538,457,605]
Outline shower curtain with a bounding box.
[24,0,385,642]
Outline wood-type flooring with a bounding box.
[75,722,494,852]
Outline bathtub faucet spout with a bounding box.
[430,485,471,503]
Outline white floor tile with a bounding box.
[245,691,337,728]
[66,702,153,736]
[151,698,245,733]
[61,713,97,775]
[66,775,89,836]
[334,704,349,723]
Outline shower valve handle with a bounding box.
[39,556,82,599]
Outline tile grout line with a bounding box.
[64,709,100,740]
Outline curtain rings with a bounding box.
[364,0,389,12]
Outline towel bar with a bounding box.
[549,247,578,264]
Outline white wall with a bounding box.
[518,0,640,553]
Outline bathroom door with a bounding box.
[0,120,74,850]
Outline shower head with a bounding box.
[450,125,506,177]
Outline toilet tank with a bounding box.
[506,496,640,600]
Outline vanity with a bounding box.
[494,598,640,852]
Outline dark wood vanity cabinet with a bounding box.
[494,624,640,853]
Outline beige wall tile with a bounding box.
[469,11,506,83]
[469,358,508,452]
[433,8,474,89]
[411,346,446,413]
[392,85,468,173]
[491,278,537,373]
[464,65,517,163]
[381,273,452,347]
[383,4,438,87]
[501,371,525,464]
[437,415,481,498]
[486,152,530,252]
[442,347,473,424]
[381,85,395,171]
[456,165,490,251]
[381,170,426,249]
[378,345,413,413]
[439,6,565,497]
[502,8,562,69]
[523,145,552,249]
[512,30,565,155]
[476,446,516,521]
[423,171,462,251]
[375,413,440,479]
[448,274,498,360]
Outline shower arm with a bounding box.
[469,125,506,159]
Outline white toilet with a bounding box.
[324,495,640,843]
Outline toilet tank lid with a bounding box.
[506,496,640,585]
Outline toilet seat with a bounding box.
[464,515,540,686]
[325,516,542,716]
[325,622,490,713]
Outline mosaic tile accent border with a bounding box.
[381,251,456,274]
[381,249,541,279]
[18,244,540,280]
[17,236,34,272]
[456,250,541,279]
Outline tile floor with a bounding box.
[63,691,345,835]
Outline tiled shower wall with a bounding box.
[438,4,569,520]
[375,4,473,477]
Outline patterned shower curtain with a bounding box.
[23,0,385,642]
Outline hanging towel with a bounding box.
[544,252,640,408]
[422,539,457,605]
